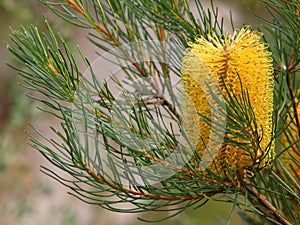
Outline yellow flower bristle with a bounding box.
[181,26,274,178]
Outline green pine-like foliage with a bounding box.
[7,0,300,224]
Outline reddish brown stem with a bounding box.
[67,0,84,15]
[288,57,300,72]
[84,163,206,201]
[67,1,181,120]
[244,184,292,225]
[142,150,233,187]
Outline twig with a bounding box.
[142,150,233,187]
[84,162,207,200]
[67,0,181,121]
[244,183,292,225]
[288,57,300,72]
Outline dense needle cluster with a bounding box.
[278,100,300,218]
[281,102,300,179]
[181,26,274,178]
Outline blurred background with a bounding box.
[0,0,268,224]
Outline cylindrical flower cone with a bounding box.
[181,26,274,179]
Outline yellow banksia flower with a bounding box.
[181,26,274,178]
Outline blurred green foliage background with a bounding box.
[0,0,269,224]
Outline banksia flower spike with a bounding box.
[181,26,274,178]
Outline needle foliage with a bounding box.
[7,0,300,224]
